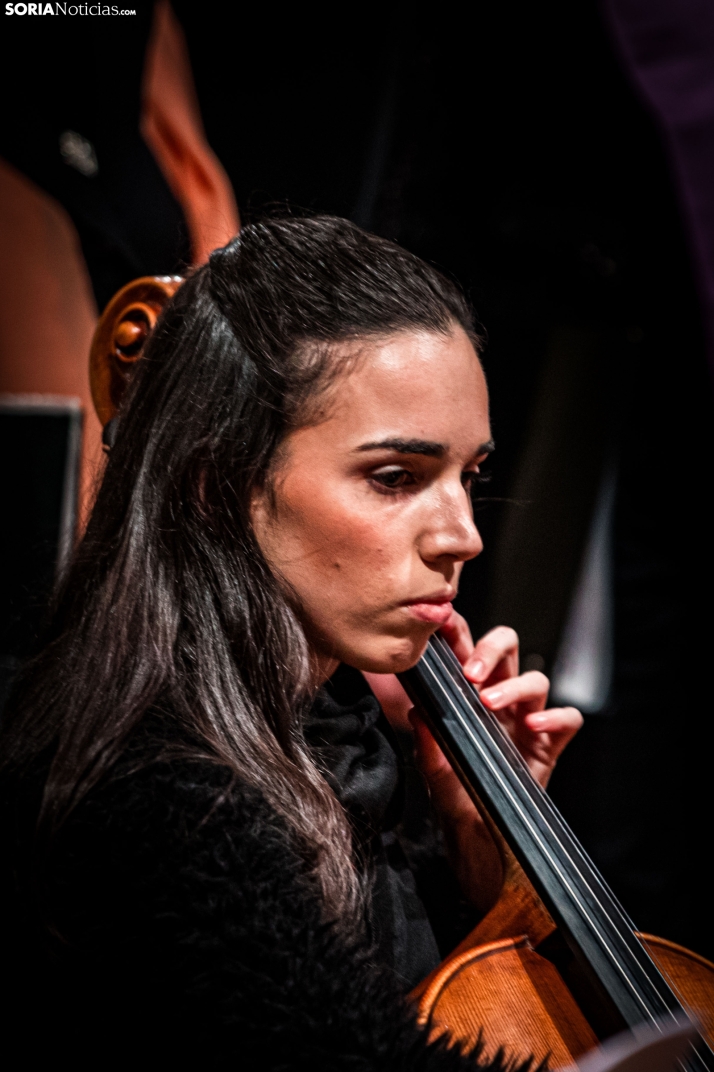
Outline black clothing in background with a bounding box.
[0,12,189,309]
[0,681,504,1070]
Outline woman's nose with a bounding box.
[418,483,483,564]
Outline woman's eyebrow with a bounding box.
[354,438,495,457]
[355,437,446,457]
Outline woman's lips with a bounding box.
[404,600,453,625]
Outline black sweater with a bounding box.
[0,678,529,1071]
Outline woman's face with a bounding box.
[251,326,492,678]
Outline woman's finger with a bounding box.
[524,706,583,753]
[463,625,519,686]
[438,610,475,665]
[512,706,583,788]
[480,669,549,714]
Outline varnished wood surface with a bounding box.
[414,931,714,1069]
[417,935,598,1068]
[89,275,183,426]
[410,815,556,1004]
[457,841,557,951]
[410,827,714,1067]
[641,934,714,1050]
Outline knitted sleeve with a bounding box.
[42,756,534,1072]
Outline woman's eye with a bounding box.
[370,466,415,490]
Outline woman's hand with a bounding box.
[363,613,582,913]
[438,617,582,791]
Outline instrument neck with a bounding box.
[399,635,709,1067]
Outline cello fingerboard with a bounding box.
[399,635,712,1072]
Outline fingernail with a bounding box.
[470,659,485,681]
[481,688,502,706]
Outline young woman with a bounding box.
[0,217,581,1069]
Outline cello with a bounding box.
[89,275,714,1070]
[400,635,714,1069]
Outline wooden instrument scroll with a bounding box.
[89,275,183,427]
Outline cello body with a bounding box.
[411,881,714,1067]
[90,275,714,1070]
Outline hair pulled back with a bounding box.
[1,215,475,920]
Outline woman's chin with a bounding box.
[344,632,431,675]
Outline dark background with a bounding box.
[2,0,712,957]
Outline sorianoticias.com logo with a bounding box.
[5,3,136,13]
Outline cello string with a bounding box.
[420,651,661,1023]
[431,636,647,929]
[433,636,641,922]
[424,638,679,1021]
[428,636,697,1025]
[425,640,712,1071]
[426,639,678,1015]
